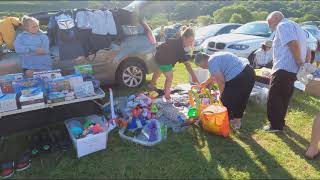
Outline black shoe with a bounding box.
[29,134,40,158]
[38,130,52,153]
[47,128,60,153]
[262,125,282,133]
[52,128,71,151]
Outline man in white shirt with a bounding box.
[264,11,309,132]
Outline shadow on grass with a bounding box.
[237,133,293,179]
[191,125,293,179]
[276,127,320,171]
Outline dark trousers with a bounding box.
[221,65,256,119]
[267,70,297,130]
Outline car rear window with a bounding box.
[122,24,145,36]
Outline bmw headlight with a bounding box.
[228,44,249,50]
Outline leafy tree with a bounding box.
[229,13,243,23]
[213,5,253,24]
[197,15,211,26]
[147,13,169,29]
[302,14,319,22]
[252,11,269,21]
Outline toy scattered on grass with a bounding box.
[127,106,147,130]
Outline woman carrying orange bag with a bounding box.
[194,52,256,130]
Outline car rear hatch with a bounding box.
[123,1,156,45]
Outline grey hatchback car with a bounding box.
[0,2,157,88]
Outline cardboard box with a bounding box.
[0,94,17,112]
[305,78,320,97]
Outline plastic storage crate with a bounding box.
[64,114,108,158]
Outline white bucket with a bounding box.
[189,68,210,84]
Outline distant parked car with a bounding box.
[204,21,272,64]
[153,24,182,42]
[302,25,320,40]
[301,21,320,28]
[194,23,242,53]
[303,29,318,52]
[205,21,318,64]
[302,28,318,63]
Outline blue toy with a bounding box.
[69,120,84,138]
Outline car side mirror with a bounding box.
[230,29,235,33]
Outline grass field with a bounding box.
[1,63,320,179]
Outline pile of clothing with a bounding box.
[47,8,139,61]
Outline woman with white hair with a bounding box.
[14,15,52,77]
[254,40,273,68]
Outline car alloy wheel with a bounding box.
[122,66,143,88]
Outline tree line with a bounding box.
[1,1,319,28]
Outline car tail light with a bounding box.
[141,21,156,45]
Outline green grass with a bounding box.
[1,63,320,179]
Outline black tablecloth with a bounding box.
[0,101,100,136]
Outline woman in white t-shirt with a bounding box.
[254,40,273,68]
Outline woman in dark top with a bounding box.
[148,28,199,100]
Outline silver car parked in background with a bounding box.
[0,1,157,88]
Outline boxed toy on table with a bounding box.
[0,73,24,93]
[11,78,46,109]
[64,74,83,90]
[47,77,73,103]
[12,78,43,94]
[74,64,100,90]
[74,81,95,98]
[33,69,62,81]
[19,90,45,109]
[64,114,108,158]
[74,64,94,75]
[0,94,17,112]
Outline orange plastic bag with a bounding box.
[200,103,230,137]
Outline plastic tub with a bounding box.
[119,119,162,146]
[65,115,108,158]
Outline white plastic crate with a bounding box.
[64,115,108,158]
[189,68,210,84]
